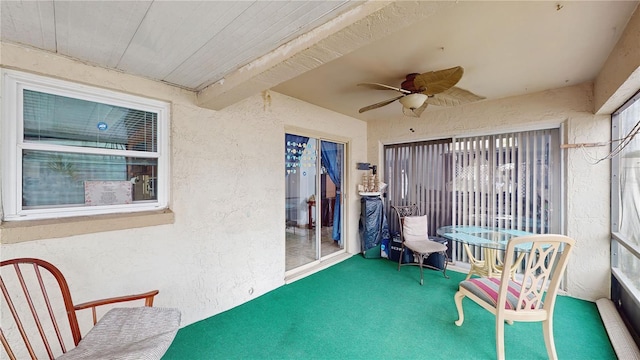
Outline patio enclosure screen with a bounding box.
[611,90,640,337]
[384,128,561,264]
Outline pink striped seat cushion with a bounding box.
[459,277,539,310]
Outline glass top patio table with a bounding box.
[436,225,535,252]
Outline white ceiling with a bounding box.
[0,0,363,90]
[2,1,638,122]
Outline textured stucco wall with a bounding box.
[367,83,611,301]
[0,42,366,328]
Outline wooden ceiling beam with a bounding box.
[196,1,451,111]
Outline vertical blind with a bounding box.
[452,129,560,234]
[384,128,561,263]
[384,139,452,236]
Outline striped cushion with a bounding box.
[459,278,539,310]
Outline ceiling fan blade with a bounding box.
[357,82,411,94]
[425,86,486,107]
[414,66,464,96]
[358,95,404,113]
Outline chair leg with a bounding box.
[397,246,404,271]
[418,254,425,285]
[496,316,506,360]
[454,291,465,326]
[543,318,558,360]
[441,251,450,279]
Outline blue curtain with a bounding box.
[321,141,342,242]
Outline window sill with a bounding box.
[0,209,174,244]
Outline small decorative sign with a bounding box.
[84,181,132,206]
[285,140,316,175]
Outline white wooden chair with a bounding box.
[453,234,575,360]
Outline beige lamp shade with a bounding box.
[399,93,428,110]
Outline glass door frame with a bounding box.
[284,131,347,275]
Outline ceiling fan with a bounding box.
[357,66,485,117]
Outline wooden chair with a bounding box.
[392,205,449,285]
[1,258,180,360]
[453,234,575,360]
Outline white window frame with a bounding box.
[1,69,170,221]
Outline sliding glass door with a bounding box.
[384,128,561,268]
[285,133,344,271]
[451,129,561,234]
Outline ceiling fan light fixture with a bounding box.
[399,93,428,110]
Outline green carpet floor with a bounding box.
[163,256,615,359]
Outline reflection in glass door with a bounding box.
[285,134,344,271]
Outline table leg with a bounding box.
[485,248,497,278]
[464,244,526,279]
[494,252,526,280]
[463,244,487,279]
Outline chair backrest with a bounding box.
[391,205,420,240]
[401,215,429,241]
[498,234,575,315]
[1,258,81,360]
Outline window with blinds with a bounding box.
[452,129,561,234]
[384,128,561,261]
[384,139,453,236]
[1,70,170,221]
